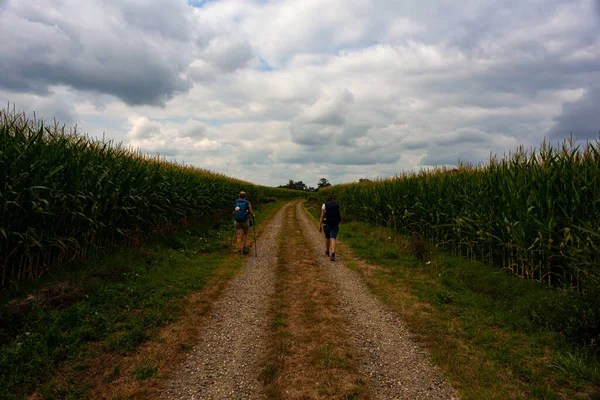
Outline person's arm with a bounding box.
[319,206,325,232]
[249,201,255,217]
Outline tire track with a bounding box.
[296,202,457,399]
[159,202,290,399]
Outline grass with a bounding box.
[304,199,600,399]
[130,363,157,381]
[260,203,367,399]
[259,221,292,400]
[0,200,283,400]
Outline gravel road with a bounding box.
[159,201,457,399]
[159,203,290,399]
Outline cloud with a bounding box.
[127,116,163,139]
[419,128,520,166]
[202,37,254,72]
[0,1,197,105]
[178,119,208,139]
[290,89,355,145]
[548,86,600,140]
[1,89,78,126]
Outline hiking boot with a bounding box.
[242,247,249,254]
[330,253,336,261]
[325,249,330,257]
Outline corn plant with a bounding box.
[328,138,600,293]
[0,108,297,286]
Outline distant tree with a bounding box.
[294,181,307,191]
[317,178,331,189]
[359,178,372,183]
[278,179,308,191]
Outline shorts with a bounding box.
[323,223,339,239]
[234,220,250,231]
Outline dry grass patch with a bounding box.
[260,206,369,399]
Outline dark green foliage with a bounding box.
[0,108,298,287]
[329,139,600,296]
[0,210,247,399]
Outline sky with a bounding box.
[1,0,599,187]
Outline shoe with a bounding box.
[237,250,242,255]
[325,250,330,257]
[243,247,249,254]
[330,253,336,261]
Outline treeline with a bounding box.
[278,177,331,191]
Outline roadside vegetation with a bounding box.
[328,139,600,298]
[0,179,284,398]
[0,107,296,288]
[305,199,600,399]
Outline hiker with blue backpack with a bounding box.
[233,191,255,255]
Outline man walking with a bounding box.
[319,194,341,261]
[233,191,255,254]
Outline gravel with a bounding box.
[159,203,290,400]
[296,202,458,400]
[159,201,458,399]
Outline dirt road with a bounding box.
[159,201,456,399]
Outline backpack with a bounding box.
[324,200,341,225]
[234,199,249,221]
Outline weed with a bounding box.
[180,343,192,352]
[130,364,157,381]
[102,367,120,383]
[319,341,334,368]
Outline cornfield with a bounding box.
[0,108,296,287]
[329,139,600,292]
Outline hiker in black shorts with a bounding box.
[319,194,341,261]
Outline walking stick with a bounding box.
[252,216,257,257]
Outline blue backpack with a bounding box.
[234,199,249,221]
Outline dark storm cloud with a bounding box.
[2,60,192,107]
[548,86,600,140]
[418,57,600,105]
[0,1,197,106]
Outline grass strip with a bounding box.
[260,204,366,399]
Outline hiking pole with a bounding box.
[252,215,257,257]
